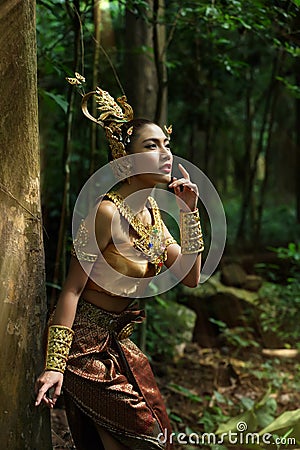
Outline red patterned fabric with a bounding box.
[63,298,172,449]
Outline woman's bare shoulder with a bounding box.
[96,198,118,219]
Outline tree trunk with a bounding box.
[90,0,102,176]
[0,1,51,448]
[254,75,280,244]
[236,55,279,245]
[124,1,159,120]
[296,64,300,223]
[153,0,168,125]
[235,70,254,244]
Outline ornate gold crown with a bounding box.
[66,73,133,159]
[66,73,172,160]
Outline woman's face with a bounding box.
[129,123,173,185]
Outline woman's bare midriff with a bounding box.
[82,288,134,313]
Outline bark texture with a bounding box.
[125,2,157,119]
[124,0,167,123]
[0,1,51,448]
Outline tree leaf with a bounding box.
[258,408,300,441]
[39,88,68,113]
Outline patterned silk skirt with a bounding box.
[63,298,172,449]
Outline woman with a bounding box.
[35,84,204,450]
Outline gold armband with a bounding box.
[180,209,204,254]
[165,237,177,247]
[45,325,74,373]
[71,220,98,263]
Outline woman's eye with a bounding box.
[145,144,156,149]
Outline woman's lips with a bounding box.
[160,163,172,173]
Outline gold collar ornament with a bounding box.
[105,191,167,274]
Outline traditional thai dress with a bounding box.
[63,192,176,449]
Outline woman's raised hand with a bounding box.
[169,163,199,211]
[35,370,64,408]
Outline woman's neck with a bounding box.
[116,181,154,213]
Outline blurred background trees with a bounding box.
[37,0,300,353]
[37,0,300,272]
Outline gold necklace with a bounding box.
[106,191,167,274]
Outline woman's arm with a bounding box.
[35,201,115,408]
[164,163,203,287]
[164,231,202,287]
[34,258,90,408]
[51,257,90,326]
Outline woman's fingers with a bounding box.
[168,164,199,211]
[35,372,63,408]
[35,385,58,408]
[178,163,190,179]
[35,383,51,406]
[169,164,193,188]
[169,178,198,193]
[52,379,63,405]
[169,178,189,188]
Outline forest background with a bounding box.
[1,0,300,449]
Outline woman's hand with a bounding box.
[35,370,63,408]
[169,163,199,211]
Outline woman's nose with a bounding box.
[161,145,171,154]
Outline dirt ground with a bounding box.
[51,342,300,450]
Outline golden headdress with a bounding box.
[66,73,133,160]
[66,73,172,160]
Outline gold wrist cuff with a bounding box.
[180,209,204,254]
[45,325,74,373]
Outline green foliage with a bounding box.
[214,391,300,449]
[39,88,69,113]
[199,391,232,434]
[259,282,300,345]
[251,359,298,391]
[168,382,203,404]
[216,389,277,436]
[144,289,196,362]
[209,318,260,349]
[167,361,300,449]
[259,208,300,247]
[257,242,300,345]
[224,196,300,248]
[272,242,300,270]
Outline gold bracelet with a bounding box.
[180,209,204,254]
[165,237,177,247]
[45,325,74,373]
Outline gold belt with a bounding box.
[78,299,139,340]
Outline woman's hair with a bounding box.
[107,118,155,161]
